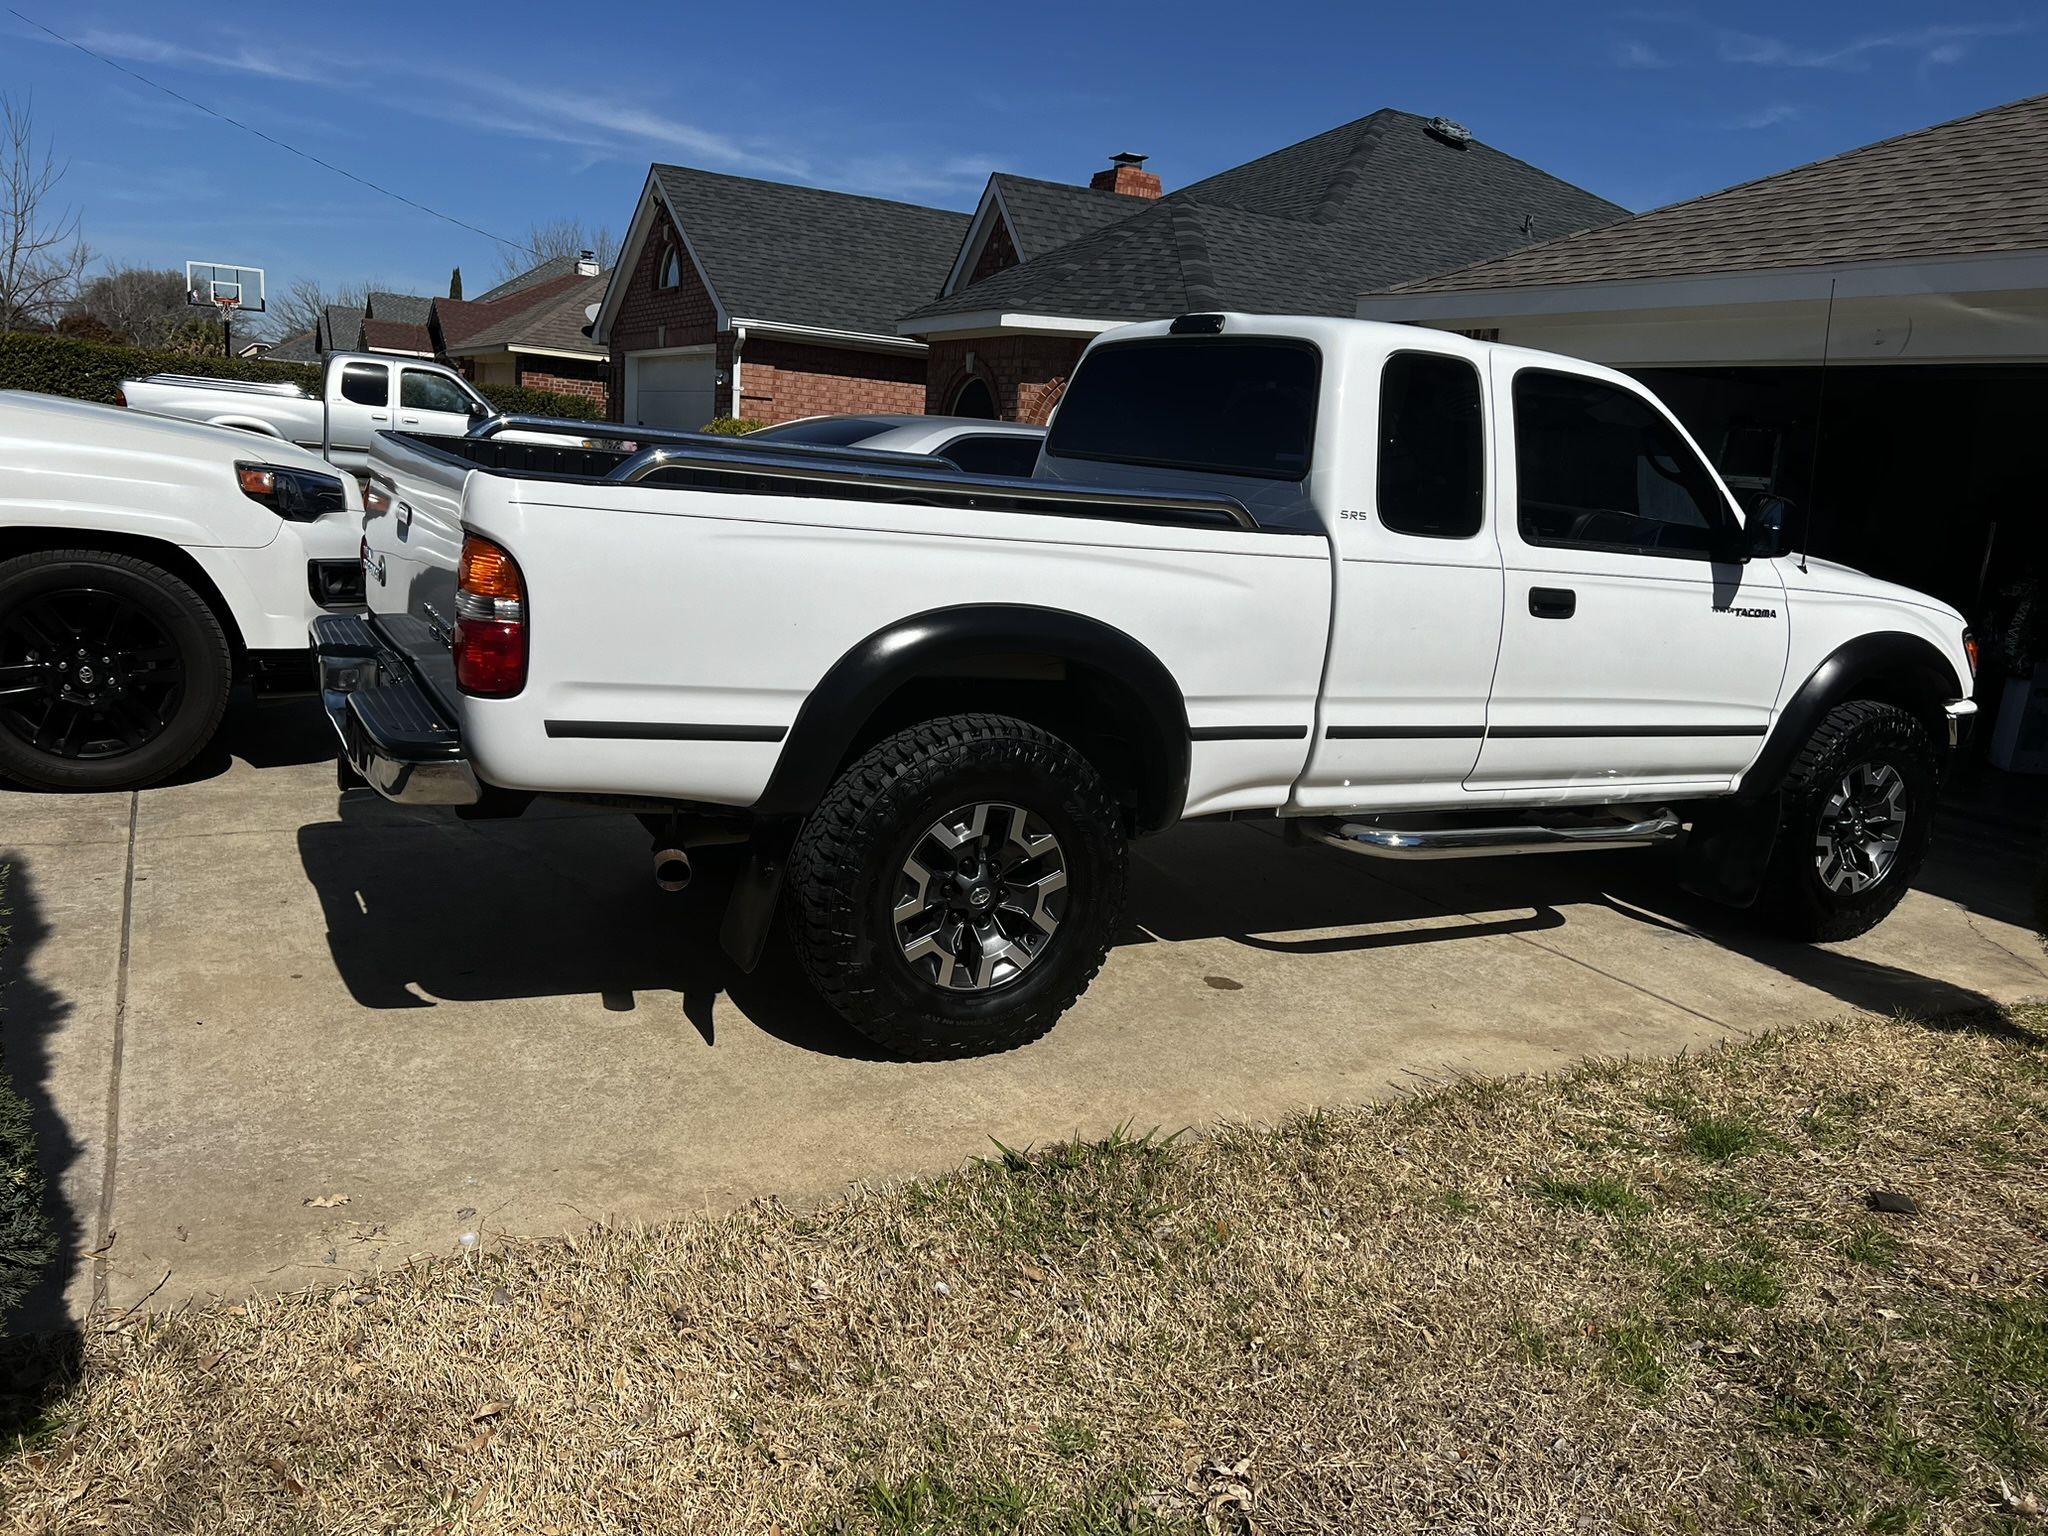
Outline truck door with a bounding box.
[326,359,392,470]
[1469,360,1788,791]
[397,366,477,440]
[1293,346,1505,812]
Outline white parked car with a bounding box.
[119,352,496,474]
[0,391,363,791]
[318,314,1977,1058]
[751,414,1046,477]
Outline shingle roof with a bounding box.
[436,270,591,351]
[456,274,609,356]
[316,305,363,353]
[360,318,433,353]
[365,290,433,323]
[475,254,583,303]
[989,174,1147,261]
[655,165,971,335]
[905,110,1626,326]
[263,328,319,364]
[1382,90,2048,295]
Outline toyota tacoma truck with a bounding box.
[1,389,363,791]
[120,352,500,474]
[315,315,1978,1058]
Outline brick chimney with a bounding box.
[1090,152,1162,199]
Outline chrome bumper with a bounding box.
[1944,699,1978,750]
[312,613,480,806]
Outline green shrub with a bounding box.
[699,416,766,435]
[0,329,313,405]
[0,866,56,1325]
[473,382,603,422]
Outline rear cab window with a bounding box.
[938,433,1042,478]
[338,362,388,408]
[1377,351,1485,539]
[1047,338,1320,492]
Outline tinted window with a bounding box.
[339,362,387,407]
[939,433,1042,478]
[401,368,471,414]
[752,417,897,447]
[1047,338,1318,481]
[1513,370,1733,558]
[1377,352,1484,539]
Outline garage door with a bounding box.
[630,351,717,430]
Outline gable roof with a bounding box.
[990,174,1146,261]
[316,305,363,353]
[475,253,585,303]
[360,317,434,354]
[1380,90,2048,296]
[435,269,592,352]
[652,164,970,336]
[365,290,433,324]
[452,273,609,357]
[904,109,1627,329]
[264,328,320,364]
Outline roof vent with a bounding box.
[1426,116,1473,146]
[575,248,600,277]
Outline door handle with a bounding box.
[1529,586,1576,619]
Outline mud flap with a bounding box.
[1679,793,1783,909]
[719,821,795,973]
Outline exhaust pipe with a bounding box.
[653,848,692,892]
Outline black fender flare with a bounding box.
[1739,630,1968,797]
[749,603,1191,832]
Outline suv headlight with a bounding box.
[235,461,348,521]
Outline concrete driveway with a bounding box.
[4,699,2044,1328]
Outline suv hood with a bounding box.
[1778,554,1964,624]
[0,389,335,475]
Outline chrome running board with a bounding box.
[1303,809,1682,860]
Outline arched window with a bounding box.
[950,376,997,420]
[658,247,681,289]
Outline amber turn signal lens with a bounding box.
[458,537,524,600]
[236,465,277,498]
[1963,630,1980,678]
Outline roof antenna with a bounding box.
[1796,277,1836,575]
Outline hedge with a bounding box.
[699,416,766,435]
[0,866,55,1326]
[0,331,603,423]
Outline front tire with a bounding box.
[0,550,232,792]
[1755,700,1936,942]
[786,713,1128,1060]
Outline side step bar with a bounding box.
[1303,809,1681,860]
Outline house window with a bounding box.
[659,247,681,289]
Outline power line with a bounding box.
[6,7,534,257]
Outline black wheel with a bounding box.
[1755,700,1936,942]
[786,713,1127,1060]
[0,551,232,792]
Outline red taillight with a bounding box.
[114,387,128,408]
[1962,629,1980,679]
[452,533,527,697]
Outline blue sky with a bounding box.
[2,1,2041,314]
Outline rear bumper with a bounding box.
[312,612,479,805]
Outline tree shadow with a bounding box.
[0,857,86,1440]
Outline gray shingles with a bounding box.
[475,255,584,303]
[1382,90,2048,294]
[990,175,1147,260]
[904,110,1627,326]
[655,166,970,336]
[364,291,433,323]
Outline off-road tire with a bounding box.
[1755,699,1936,942]
[787,713,1127,1060]
[0,550,232,792]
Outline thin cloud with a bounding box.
[1734,103,1800,129]
[1613,39,1669,68]
[1715,20,2028,70]
[67,27,330,84]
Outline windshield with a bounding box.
[1047,337,1319,481]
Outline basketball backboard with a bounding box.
[185,261,266,313]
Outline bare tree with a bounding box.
[492,219,619,284]
[262,275,371,342]
[0,92,91,332]
[67,266,191,346]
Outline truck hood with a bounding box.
[1778,553,1965,625]
[0,389,335,475]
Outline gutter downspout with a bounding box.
[730,324,746,419]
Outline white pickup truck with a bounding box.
[120,352,495,474]
[316,315,1978,1058]
[1,390,363,791]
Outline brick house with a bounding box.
[901,113,1630,422]
[590,167,969,428]
[433,255,611,409]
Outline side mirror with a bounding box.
[1748,494,1792,558]
[469,399,492,419]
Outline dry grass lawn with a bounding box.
[3,1010,2045,1535]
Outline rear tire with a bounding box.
[0,550,232,793]
[1754,700,1935,942]
[786,713,1127,1060]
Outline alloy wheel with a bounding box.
[1813,760,1908,894]
[893,801,1068,991]
[0,587,186,761]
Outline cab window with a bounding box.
[401,368,472,414]
[1513,369,1734,559]
[338,362,387,407]
[1376,352,1484,539]
[938,433,1041,478]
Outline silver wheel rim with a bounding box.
[1814,760,1908,894]
[894,801,1068,992]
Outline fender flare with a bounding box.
[1738,630,1969,795]
[749,603,1191,832]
